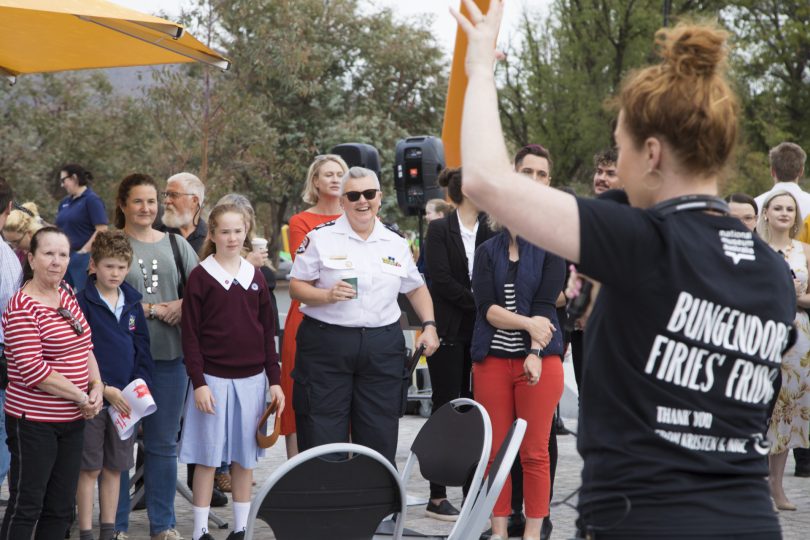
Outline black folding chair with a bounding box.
[381,398,492,539]
[245,443,406,540]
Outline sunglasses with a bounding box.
[343,189,379,202]
[57,307,84,336]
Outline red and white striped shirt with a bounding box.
[2,286,93,422]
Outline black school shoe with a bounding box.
[541,516,553,540]
[225,531,245,540]
[211,487,228,507]
[507,510,526,537]
[199,533,215,540]
[425,499,460,521]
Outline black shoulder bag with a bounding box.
[168,233,187,299]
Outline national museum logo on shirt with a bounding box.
[718,230,755,265]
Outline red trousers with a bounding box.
[473,355,564,519]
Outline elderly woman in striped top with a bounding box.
[0,226,103,539]
[470,215,565,540]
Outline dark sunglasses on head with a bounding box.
[343,189,379,202]
[57,307,84,336]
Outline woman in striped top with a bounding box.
[0,227,103,539]
[470,217,565,540]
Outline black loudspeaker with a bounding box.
[394,136,446,216]
[329,143,382,181]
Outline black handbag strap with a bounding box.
[168,233,186,299]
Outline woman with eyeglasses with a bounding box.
[289,166,439,464]
[56,164,109,292]
[0,226,104,538]
[279,153,347,458]
[114,173,198,540]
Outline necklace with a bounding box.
[138,257,159,293]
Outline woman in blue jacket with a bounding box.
[471,220,565,540]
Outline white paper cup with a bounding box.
[251,237,268,251]
[108,378,158,440]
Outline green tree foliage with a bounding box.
[721,0,810,195]
[0,0,447,255]
[0,73,153,222]
[498,0,810,197]
[499,0,662,191]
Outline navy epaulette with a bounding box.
[313,220,336,231]
[383,222,405,238]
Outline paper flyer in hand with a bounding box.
[108,378,157,440]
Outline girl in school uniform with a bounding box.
[178,203,284,540]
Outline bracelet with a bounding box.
[77,392,89,406]
[89,379,102,389]
[421,320,437,330]
[149,303,157,319]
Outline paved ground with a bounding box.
[35,414,810,539]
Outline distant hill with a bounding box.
[101,64,182,96]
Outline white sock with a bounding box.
[233,501,251,533]
[192,505,210,540]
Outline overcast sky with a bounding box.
[111,0,552,57]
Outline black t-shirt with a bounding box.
[576,197,794,537]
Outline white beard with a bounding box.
[162,207,192,229]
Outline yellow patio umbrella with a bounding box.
[0,0,230,83]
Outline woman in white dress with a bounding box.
[758,190,810,511]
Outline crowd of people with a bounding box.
[0,4,808,540]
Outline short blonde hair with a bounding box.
[4,202,44,236]
[301,154,349,205]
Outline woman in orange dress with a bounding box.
[281,154,348,457]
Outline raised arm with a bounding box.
[451,0,580,262]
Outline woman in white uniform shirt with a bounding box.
[289,166,439,463]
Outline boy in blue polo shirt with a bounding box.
[76,231,154,540]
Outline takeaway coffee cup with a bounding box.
[251,237,268,252]
[342,272,358,299]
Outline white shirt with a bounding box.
[0,241,22,344]
[291,215,424,327]
[755,182,810,221]
[457,211,479,279]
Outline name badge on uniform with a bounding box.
[329,255,353,268]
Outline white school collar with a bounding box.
[200,255,254,291]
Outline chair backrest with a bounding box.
[245,443,406,540]
[454,418,527,540]
[399,398,492,540]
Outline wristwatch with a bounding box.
[528,348,544,357]
[421,320,437,330]
[149,303,157,319]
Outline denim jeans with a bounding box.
[0,389,10,487]
[115,358,187,534]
